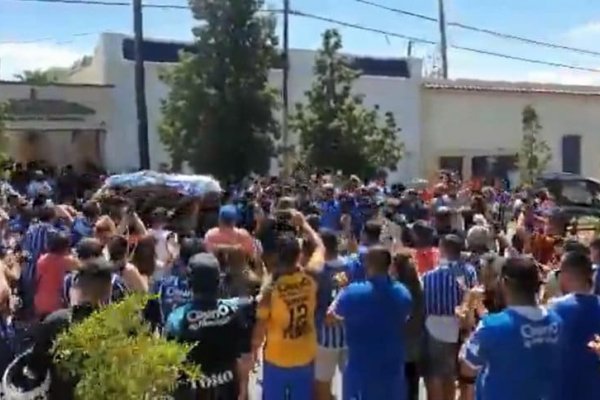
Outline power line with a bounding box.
[14,0,189,9]
[6,0,600,73]
[15,0,600,59]
[0,32,97,45]
[290,10,600,73]
[353,0,600,58]
[3,0,280,45]
[354,0,436,22]
[290,10,436,45]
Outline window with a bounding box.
[439,156,463,179]
[562,135,581,174]
[561,180,592,204]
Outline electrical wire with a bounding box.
[6,0,600,73]
[290,10,600,73]
[14,0,189,8]
[353,0,600,58]
[0,32,97,45]
[16,0,600,60]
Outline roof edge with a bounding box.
[423,78,600,96]
[0,80,114,89]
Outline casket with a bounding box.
[92,171,222,231]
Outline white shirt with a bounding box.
[150,228,172,266]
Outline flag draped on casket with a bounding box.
[102,170,221,197]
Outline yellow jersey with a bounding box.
[257,270,318,367]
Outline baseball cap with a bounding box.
[219,205,238,224]
[435,206,452,216]
[188,252,221,292]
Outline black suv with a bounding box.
[535,172,600,217]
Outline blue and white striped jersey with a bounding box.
[315,257,349,349]
[423,261,478,316]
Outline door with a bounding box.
[562,135,581,174]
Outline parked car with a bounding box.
[535,172,600,218]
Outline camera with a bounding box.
[274,209,296,234]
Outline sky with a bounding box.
[1,0,600,84]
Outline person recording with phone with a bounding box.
[253,209,325,400]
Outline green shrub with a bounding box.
[53,294,200,400]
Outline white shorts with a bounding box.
[315,346,347,382]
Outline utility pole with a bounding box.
[281,0,291,177]
[407,40,413,57]
[437,0,449,79]
[133,0,150,170]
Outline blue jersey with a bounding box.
[334,275,412,385]
[346,246,368,282]
[550,294,600,400]
[70,216,93,246]
[423,261,478,316]
[315,257,349,349]
[153,272,191,323]
[319,200,342,231]
[462,307,562,400]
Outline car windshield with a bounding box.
[560,180,596,205]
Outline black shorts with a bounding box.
[420,330,459,379]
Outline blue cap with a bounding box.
[219,205,238,224]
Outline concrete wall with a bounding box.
[0,81,114,169]
[421,80,600,180]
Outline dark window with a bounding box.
[562,135,581,174]
[439,156,463,178]
[471,155,517,180]
[349,57,410,78]
[121,38,410,77]
[122,38,195,63]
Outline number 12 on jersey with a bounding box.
[283,303,309,340]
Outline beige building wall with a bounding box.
[420,80,600,181]
[0,81,114,170]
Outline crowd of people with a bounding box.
[0,165,599,400]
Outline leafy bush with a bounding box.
[53,294,199,400]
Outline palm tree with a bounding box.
[13,69,56,85]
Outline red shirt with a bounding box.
[35,253,70,317]
[414,247,439,275]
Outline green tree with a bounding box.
[291,29,403,178]
[518,105,551,185]
[159,0,280,179]
[53,294,199,400]
[13,69,58,84]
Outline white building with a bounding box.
[6,32,421,182]
[4,32,600,183]
[421,79,600,182]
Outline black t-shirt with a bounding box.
[166,298,254,378]
[27,305,96,400]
